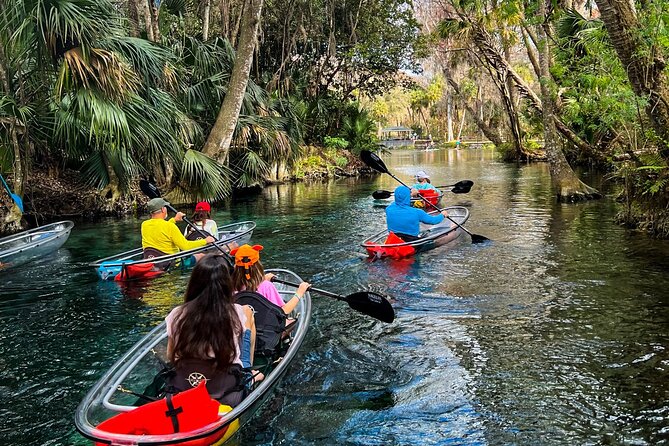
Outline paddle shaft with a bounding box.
[271,277,344,301]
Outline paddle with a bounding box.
[271,277,395,323]
[139,179,227,256]
[0,173,24,213]
[360,150,490,244]
[372,180,473,200]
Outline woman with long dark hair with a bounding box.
[166,254,262,407]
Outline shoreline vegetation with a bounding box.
[0,147,375,232]
[2,0,669,238]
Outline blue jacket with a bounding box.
[385,186,444,236]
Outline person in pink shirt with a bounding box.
[230,244,310,315]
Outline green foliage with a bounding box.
[323,136,349,150]
[339,104,380,155]
[258,0,425,99]
[0,0,311,201]
[553,9,642,152]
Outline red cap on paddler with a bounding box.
[195,201,211,212]
[230,244,263,279]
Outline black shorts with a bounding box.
[394,233,420,242]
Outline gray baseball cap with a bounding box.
[147,197,169,213]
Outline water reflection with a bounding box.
[2,147,669,445]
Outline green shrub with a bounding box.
[324,136,349,150]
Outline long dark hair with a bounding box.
[191,210,211,223]
[170,254,241,371]
[231,259,265,292]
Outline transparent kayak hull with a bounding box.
[74,269,311,445]
[0,221,74,269]
[90,221,256,280]
[361,206,470,259]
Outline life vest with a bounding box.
[365,232,417,260]
[95,381,233,446]
[412,189,440,208]
[114,262,165,281]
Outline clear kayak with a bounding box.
[90,221,255,281]
[74,269,311,445]
[361,206,470,260]
[0,221,74,270]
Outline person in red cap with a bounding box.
[230,244,310,316]
[184,201,219,240]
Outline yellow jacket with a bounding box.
[141,218,206,255]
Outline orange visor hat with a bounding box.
[230,244,263,279]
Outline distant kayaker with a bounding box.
[386,185,449,242]
[166,254,263,407]
[412,170,437,191]
[141,197,215,261]
[184,201,219,240]
[230,244,310,318]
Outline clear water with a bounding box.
[1,148,668,445]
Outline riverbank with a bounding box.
[0,148,373,235]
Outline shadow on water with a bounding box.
[2,148,669,445]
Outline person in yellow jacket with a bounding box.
[142,198,215,264]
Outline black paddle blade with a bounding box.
[372,190,392,200]
[139,179,161,199]
[360,150,389,174]
[451,185,472,194]
[470,233,490,244]
[345,291,395,323]
[455,180,474,189]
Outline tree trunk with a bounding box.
[142,0,154,41]
[220,0,230,40]
[596,0,669,157]
[445,71,504,146]
[538,0,599,201]
[201,0,264,163]
[127,0,140,37]
[150,2,161,41]
[447,93,454,141]
[470,31,524,157]
[203,0,211,40]
[0,43,25,222]
[468,23,598,158]
[457,109,466,141]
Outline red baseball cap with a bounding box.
[195,201,211,212]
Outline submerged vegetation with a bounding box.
[1,0,669,236]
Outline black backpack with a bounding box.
[235,291,287,357]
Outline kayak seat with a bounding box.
[185,228,213,241]
[165,359,250,408]
[142,247,173,271]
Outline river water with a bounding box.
[1,148,669,445]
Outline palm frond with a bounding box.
[177,149,233,200]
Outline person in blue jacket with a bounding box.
[385,186,449,242]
